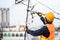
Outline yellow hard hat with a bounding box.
[45,12,54,21]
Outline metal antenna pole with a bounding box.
[24,0,30,40]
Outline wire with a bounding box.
[15,0,34,8]
[28,10,60,20]
[15,0,60,20]
[15,0,23,4]
[35,0,60,20]
[21,2,32,8]
[55,17,60,20]
[36,0,60,15]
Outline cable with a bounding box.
[15,0,37,9]
[36,0,60,15]
[55,17,60,20]
[15,0,31,7]
[28,10,60,20]
[15,0,23,4]
[21,2,37,8]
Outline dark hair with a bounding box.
[45,18,53,24]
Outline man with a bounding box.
[24,11,55,40]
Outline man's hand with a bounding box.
[24,26,28,32]
[24,27,26,32]
[37,12,42,17]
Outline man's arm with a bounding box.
[40,16,46,24]
[27,26,50,38]
[36,12,46,24]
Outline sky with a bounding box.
[0,0,60,28]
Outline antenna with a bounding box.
[24,0,30,40]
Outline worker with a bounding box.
[24,11,55,40]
